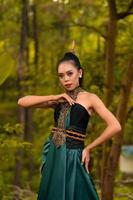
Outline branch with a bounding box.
[127,0,133,12]
[71,22,107,39]
[117,0,133,20]
[117,11,133,19]
[36,22,107,39]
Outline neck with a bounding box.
[65,85,80,93]
[65,85,84,100]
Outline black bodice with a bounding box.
[68,103,90,132]
[53,102,90,149]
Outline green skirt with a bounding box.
[37,109,100,200]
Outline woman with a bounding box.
[18,52,121,200]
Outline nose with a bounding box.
[64,75,69,82]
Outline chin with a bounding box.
[65,87,72,91]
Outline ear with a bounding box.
[79,68,83,77]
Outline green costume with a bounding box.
[37,86,100,200]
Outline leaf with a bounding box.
[0,53,15,85]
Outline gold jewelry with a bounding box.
[51,85,85,148]
[69,40,76,54]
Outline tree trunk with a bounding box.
[105,19,117,106]
[24,108,34,189]
[101,57,133,200]
[101,0,118,194]
[14,0,29,187]
[22,2,39,188]
[31,2,39,68]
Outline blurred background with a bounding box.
[0,0,133,199]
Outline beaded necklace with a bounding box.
[52,85,85,148]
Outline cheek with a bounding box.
[72,73,79,80]
[58,77,64,84]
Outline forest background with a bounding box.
[0,0,133,200]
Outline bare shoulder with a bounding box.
[78,90,92,97]
[88,92,103,102]
[78,91,104,106]
[79,91,99,100]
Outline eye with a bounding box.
[67,72,73,76]
[58,74,63,79]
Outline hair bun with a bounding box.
[63,52,81,68]
[63,52,75,59]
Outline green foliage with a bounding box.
[0,185,37,200]
[0,122,34,198]
[0,53,15,85]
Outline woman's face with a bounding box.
[57,61,82,91]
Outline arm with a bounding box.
[86,94,121,151]
[81,94,121,172]
[17,93,76,108]
[18,95,56,108]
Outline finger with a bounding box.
[85,161,90,173]
[71,101,75,105]
[66,96,76,105]
[69,101,73,106]
[81,161,84,165]
[81,155,85,165]
[71,98,76,103]
[65,98,71,105]
[68,99,75,105]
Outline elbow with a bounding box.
[114,122,122,134]
[107,121,122,136]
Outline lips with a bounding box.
[65,84,72,87]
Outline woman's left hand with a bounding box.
[81,147,91,173]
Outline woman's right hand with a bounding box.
[53,93,76,106]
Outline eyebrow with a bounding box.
[58,70,73,75]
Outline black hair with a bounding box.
[56,52,84,86]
